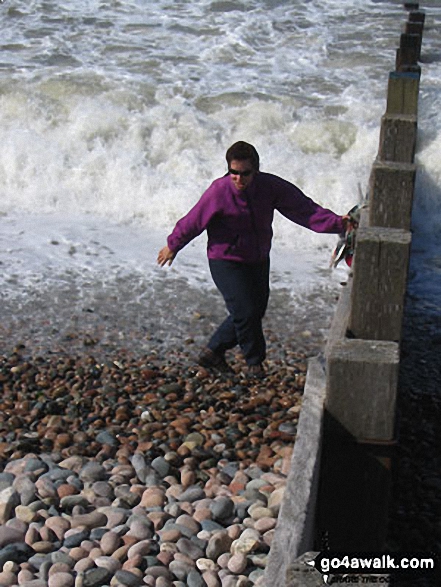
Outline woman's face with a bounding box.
[228,159,256,191]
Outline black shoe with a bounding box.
[198,348,233,373]
[246,363,265,378]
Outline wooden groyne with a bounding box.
[264,3,426,585]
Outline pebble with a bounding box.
[0,570,17,586]
[0,348,308,587]
[227,553,248,574]
[0,525,25,547]
[210,497,235,521]
[83,567,113,587]
[48,572,74,587]
[203,570,222,587]
[177,486,205,503]
[114,569,143,586]
[99,530,121,554]
[231,529,261,554]
[177,537,205,560]
[206,531,233,560]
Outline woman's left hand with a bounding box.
[342,214,358,232]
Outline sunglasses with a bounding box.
[228,168,254,178]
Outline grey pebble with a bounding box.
[0,472,15,491]
[13,476,37,505]
[235,501,254,521]
[220,463,240,479]
[0,543,33,567]
[92,481,114,499]
[96,430,118,446]
[278,422,297,435]
[39,560,52,581]
[162,521,196,539]
[79,463,107,483]
[89,527,108,541]
[50,552,75,567]
[244,467,264,480]
[60,495,90,511]
[176,537,205,560]
[24,458,49,475]
[200,520,225,533]
[155,577,174,587]
[113,486,140,508]
[144,471,162,487]
[130,454,150,484]
[127,518,153,540]
[151,456,171,478]
[21,488,38,507]
[27,552,50,570]
[187,569,205,587]
[164,503,182,517]
[210,496,235,521]
[67,475,83,491]
[63,529,90,548]
[114,569,144,586]
[249,568,265,583]
[144,566,174,580]
[190,536,207,551]
[83,567,113,587]
[177,485,205,503]
[41,467,72,483]
[26,499,46,512]
[169,560,194,581]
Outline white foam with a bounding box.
[0,211,348,302]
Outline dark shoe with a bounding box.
[198,348,232,373]
[246,363,265,378]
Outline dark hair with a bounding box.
[226,141,260,171]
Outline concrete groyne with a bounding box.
[264,3,426,585]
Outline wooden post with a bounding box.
[386,71,419,115]
[405,20,424,37]
[368,159,416,229]
[408,9,425,25]
[348,227,411,341]
[404,22,423,61]
[396,34,421,72]
[404,2,419,10]
[316,339,399,551]
[378,113,417,163]
[326,339,399,440]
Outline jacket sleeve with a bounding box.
[167,184,220,253]
[274,177,344,234]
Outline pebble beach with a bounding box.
[0,272,340,587]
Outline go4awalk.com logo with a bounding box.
[306,552,440,584]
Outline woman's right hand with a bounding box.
[157,245,176,266]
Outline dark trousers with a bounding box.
[208,259,270,366]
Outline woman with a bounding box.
[157,141,349,376]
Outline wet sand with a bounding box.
[0,271,340,361]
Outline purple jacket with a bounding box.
[167,172,344,263]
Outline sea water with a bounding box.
[0,0,440,326]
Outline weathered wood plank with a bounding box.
[386,71,419,115]
[378,114,417,163]
[326,338,399,440]
[348,227,411,341]
[368,160,416,229]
